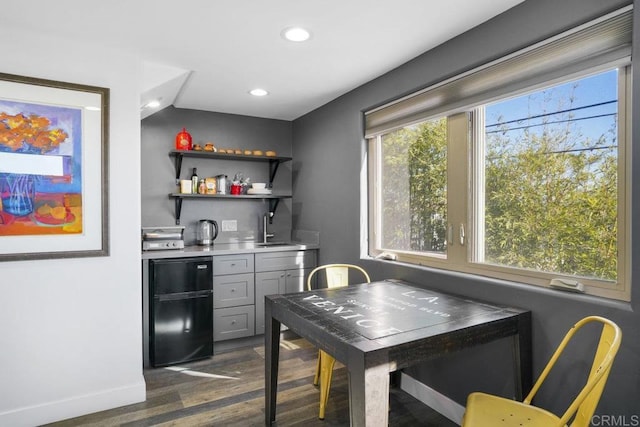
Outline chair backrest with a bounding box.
[523,316,622,427]
[306,264,371,291]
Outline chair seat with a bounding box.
[463,392,566,427]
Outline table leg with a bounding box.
[265,300,281,426]
[347,355,390,427]
[512,312,532,400]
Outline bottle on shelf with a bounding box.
[191,168,199,194]
[175,127,192,150]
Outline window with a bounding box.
[378,117,448,257]
[479,71,621,281]
[366,8,631,300]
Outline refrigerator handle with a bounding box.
[155,291,212,301]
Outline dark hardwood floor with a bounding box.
[47,335,458,426]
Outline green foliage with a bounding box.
[381,119,447,253]
[378,96,617,281]
[408,120,448,252]
[485,118,617,280]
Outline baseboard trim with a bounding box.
[400,372,464,425]
[0,380,146,427]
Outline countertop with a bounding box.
[141,241,319,259]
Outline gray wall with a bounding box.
[142,107,293,245]
[292,0,638,417]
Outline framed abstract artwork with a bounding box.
[0,73,109,261]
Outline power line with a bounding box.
[485,100,617,128]
[486,112,617,134]
[486,145,617,162]
[546,145,617,155]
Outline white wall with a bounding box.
[0,32,145,425]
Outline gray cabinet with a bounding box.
[213,253,254,275]
[255,271,286,335]
[254,250,316,334]
[255,250,316,272]
[213,273,254,308]
[213,306,255,342]
[213,254,255,341]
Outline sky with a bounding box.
[485,69,618,148]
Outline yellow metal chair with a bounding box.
[462,316,622,427]
[305,264,371,420]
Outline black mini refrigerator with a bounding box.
[149,257,213,367]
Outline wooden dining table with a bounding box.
[264,279,532,426]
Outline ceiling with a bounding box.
[6,0,523,121]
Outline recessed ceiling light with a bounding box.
[140,98,162,111]
[249,88,269,97]
[145,99,161,108]
[281,27,311,42]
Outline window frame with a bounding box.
[366,23,632,301]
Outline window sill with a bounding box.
[364,255,633,310]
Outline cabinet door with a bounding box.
[285,268,312,294]
[255,271,286,335]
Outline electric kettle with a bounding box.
[196,219,219,246]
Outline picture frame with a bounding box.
[0,72,109,261]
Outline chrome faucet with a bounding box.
[263,213,275,243]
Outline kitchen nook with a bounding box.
[141,118,319,366]
[2,1,637,426]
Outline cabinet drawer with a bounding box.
[213,254,254,275]
[213,273,255,308]
[255,250,316,272]
[214,306,255,341]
